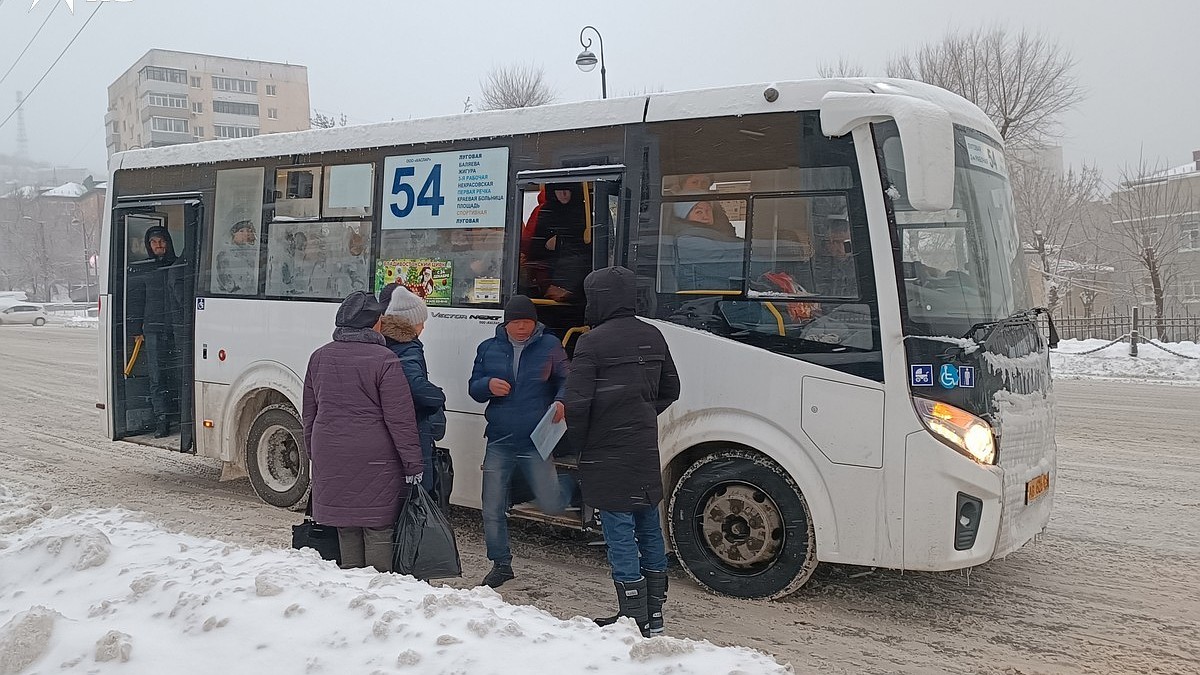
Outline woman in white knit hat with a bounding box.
[378,283,446,494]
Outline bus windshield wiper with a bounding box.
[965,307,1059,350]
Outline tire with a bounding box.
[33,317,45,326]
[246,403,310,509]
[668,449,817,600]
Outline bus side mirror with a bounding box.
[819,91,955,212]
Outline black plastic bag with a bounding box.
[292,518,342,565]
[392,484,462,580]
[430,446,454,514]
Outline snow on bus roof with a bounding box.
[112,79,999,173]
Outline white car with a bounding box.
[0,303,48,326]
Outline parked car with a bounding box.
[0,304,48,326]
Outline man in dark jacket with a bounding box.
[127,225,190,438]
[303,290,423,573]
[379,283,446,494]
[468,295,568,588]
[565,266,681,636]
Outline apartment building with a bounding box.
[105,49,310,155]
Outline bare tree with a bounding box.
[887,26,1083,149]
[1105,159,1195,339]
[1010,161,1103,313]
[478,63,558,111]
[816,57,866,78]
[310,110,347,129]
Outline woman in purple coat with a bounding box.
[302,290,424,572]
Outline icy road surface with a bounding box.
[1,326,1198,674]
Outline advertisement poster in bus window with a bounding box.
[377,259,453,306]
[381,148,509,230]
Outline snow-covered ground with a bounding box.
[1050,338,1200,382]
[3,326,1199,674]
[0,485,788,674]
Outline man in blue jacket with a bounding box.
[468,295,567,588]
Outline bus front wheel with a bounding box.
[668,450,817,600]
[246,404,310,509]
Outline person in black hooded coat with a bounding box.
[565,266,681,636]
[527,182,590,302]
[127,225,191,438]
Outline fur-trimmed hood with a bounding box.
[379,315,420,343]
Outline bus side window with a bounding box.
[264,221,373,299]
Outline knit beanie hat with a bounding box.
[385,285,429,325]
[503,295,538,324]
[673,201,699,221]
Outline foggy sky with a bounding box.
[0,0,1196,182]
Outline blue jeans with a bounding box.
[598,506,669,583]
[481,439,565,565]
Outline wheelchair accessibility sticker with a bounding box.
[196,298,205,311]
[939,364,960,389]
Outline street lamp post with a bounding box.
[576,25,607,99]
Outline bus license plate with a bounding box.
[1025,473,1050,504]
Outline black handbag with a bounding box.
[291,500,342,565]
[392,484,462,580]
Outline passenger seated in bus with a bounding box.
[214,220,258,294]
[673,175,736,235]
[670,200,738,240]
[811,220,857,298]
[671,201,743,292]
[527,183,589,302]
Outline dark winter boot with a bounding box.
[643,569,668,635]
[593,578,650,635]
[154,416,171,438]
[481,563,515,589]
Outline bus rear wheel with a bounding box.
[668,449,817,600]
[246,404,310,509]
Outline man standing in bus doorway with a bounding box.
[467,295,568,589]
[565,266,680,637]
[127,225,189,439]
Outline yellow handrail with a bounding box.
[124,335,144,377]
[561,325,590,348]
[763,302,787,336]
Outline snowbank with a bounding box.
[1050,338,1200,382]
[0,486,789,674]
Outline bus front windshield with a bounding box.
[876,122,1034,338]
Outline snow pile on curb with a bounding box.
[1050,339,1200,382]
[0,485,790,674]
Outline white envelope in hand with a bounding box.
[531,404,567,461]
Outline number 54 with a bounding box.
[390,164,445,218]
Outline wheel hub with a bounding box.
[700,484,785,569]
[258,425,299,492]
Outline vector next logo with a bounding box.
[31,0,131,13]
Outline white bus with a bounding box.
[98,79,1056,599]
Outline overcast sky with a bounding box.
[0,0,1196,182]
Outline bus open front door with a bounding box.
[108,196,202,454]
[512,165,623,527]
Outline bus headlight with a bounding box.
[912,397,996,465]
